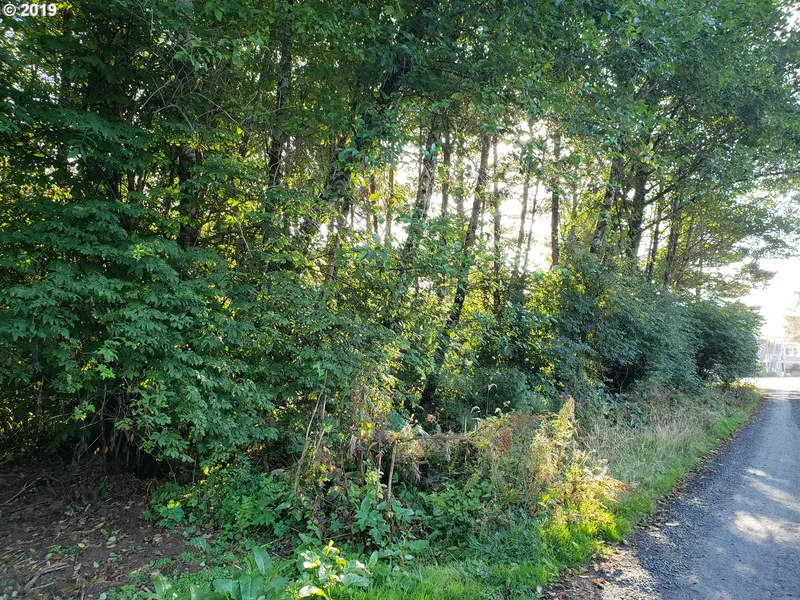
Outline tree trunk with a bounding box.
[266,35,292,187]
[626,161,649,259]
[174,0,201,250]
[590,149,625,255]
[455,140,465,217]
[400,120,438,264]
[384,165,394,246]
[420,134,491,410]
[324,194,352,285]
[441,122,451,217]
[177,145,201,249]
[296,132,364,258]
[550,133,561,266]
[520,178,541,289]
[364,174,376,235]
[512,172,530,278]
[492,136,502,312]
[646,201,661,278]
[663,195,682,285]
[673,212,696,289]
[382,120,439,327]
[569,166,580,237]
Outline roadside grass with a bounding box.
[114,385,761,600]
[586,385,761,537]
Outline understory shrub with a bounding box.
[149,464,307,538]
[151,400,618,557]
[688,300,761,383]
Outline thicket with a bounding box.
[0,0,797,595]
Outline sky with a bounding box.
[741,257,800,339]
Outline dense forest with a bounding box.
[1,0,799,598]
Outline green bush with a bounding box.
[688,300,760,384]
[150,464,307,539]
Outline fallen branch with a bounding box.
[24,562,68,591]
[2,477,41,505]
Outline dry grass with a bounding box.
[578,384,760,532]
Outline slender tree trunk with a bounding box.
[512,172,530,278]
[266,35,292,187]
[646,202,661,278]
[296,142,345,255]
[401,120,438,262]
[441,122,451,217]
[420,134,491,410]
[591,150,625,255]
[56,9,73,179]
[455,140,465,217]
[382,120,439,327]
[673,213,696,289]
[384,165,394,246]
[177,146,201,249]
[364,175,376,235]
[550,133,561,266]
[569,167,580,237]
[324,195,352,285]
[627,162,649,259]
[520,178,541,287]
[696,256,703,298]
[492,136,502,312]
[174,0,201,250]
[663,195,682,285]
[239,39,277,158]
[370,174,378,233]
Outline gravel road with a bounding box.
[554,378,800,600]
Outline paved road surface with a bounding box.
[559,378,800,600]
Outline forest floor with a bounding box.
[549,378,800,600]
[0,464,199,599]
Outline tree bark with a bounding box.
[512,172,530,278]
[324,193,352,285]
[441,122,451,217]
[455,139,465,217]
[520,178,541,289]
[626,161,649,259]
[266,35,292,187]
[663,195,682,285]
[550,132,561,266]
[400,120,438,264]
[177,145,201,249]
[174,0,201,250]
[590,147,625,255]
[382,119,440,328]
[646,201,661,278]
[384,165,394,246]
[492,136,502,312]
[364,174,376,235]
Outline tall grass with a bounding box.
[580,385,760,535]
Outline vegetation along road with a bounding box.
[557,378,800,600]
